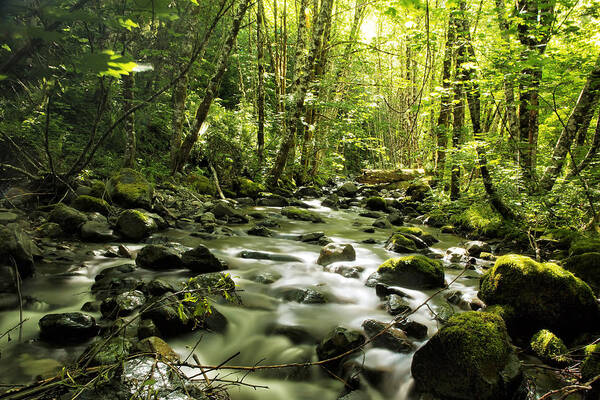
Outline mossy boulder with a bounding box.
[72,195,110,216]
[89,179,106,198]
[530,329,568,366]
[116,209,158,242]
[136,336,179,361]
[366,255,444,289]
[479,254,600,340]
[451,204,503,238]
[581,344,600,382]
[106,168,153,209]
[316,243,356,266]
[405,180,430,201]
[86,336,134,366]
[36,222,63,238]
[394,226,438,246]
[187,173,216,196]
[563,252,600,294]
[48,203,87,234]
[365,196,387,211]
[0,225,37,278]
[385,233,419,253]
[570,238,600,256]
[411,311,521,400]
[281,206,323,223]
[235,177,265,199]
[316,327,365,372]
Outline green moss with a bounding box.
[530,329,568,366]
[236,178,265,199]
[365,196,387,211]
[385,233,418,253]
[106,168,153,209]
[451,204,503,237]
[396,226,424,236]
[48,203,87,233]
[281,206,323,223]
[89,180,106,198]
[582,344,600,381]
[540,228,582,250]
[72,195,110,216]
[375,255,444,289]
[116,209,158,241]
[570,238,600,257]
[480,254,599,340]
[563,252,600,294]
[187,173,216,196]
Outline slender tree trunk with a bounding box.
[170,73,188,171]
[256,0,266,164]
[450,14,465,201]
[172,0,251,173]
[570,111,600,178]
[123,73,136,168]
[539,54,600,191]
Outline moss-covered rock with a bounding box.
[451,204,503,237]
[135,336,179,361]
[187,173,216,196]
[72,195,110,216]
[570,238,600,256]
[365,196,387,211]
[394,226,438,245]
[366,255,444,289]
[405,180,431,201]
[281,206,323,223]
[48,203,87,234]
[563,252,600,294]
[106,168,153,209]
[235,177,265,199]
[385,233,419,253]
[479,254,599,340]
[36,222,63,238]
[116,209,158,242]
[411,312,521,400]
[89,179,106,198]
[86,337,134,366]
[581,344,600,382]
[530,329,568,366]
[0,225,37,278]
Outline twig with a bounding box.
[539,374,600,400]
[9,257,23,343]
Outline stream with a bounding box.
[0,198,493,399]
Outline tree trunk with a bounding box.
[170,72,188,171]
[123,73,136,168]
[570,111,600,178]
[539,54,600,192]
[450,12,465,201]
[172,0,251,173]
[256,0,266,164]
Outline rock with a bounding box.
[299,232,325,243]
[96,263,136,282]
[144,279,178,296]
[72,195,110,216]
[92,277,143,299]
[365,197,387,211]
[39,312,99,343]
[387,213,404,226]
[530,329,568,366]
[362,319,414,353]
[281,206,323,223]
[256,194,290,207]
[86,337,134,366]
[581,344,600,382]
[80,220,116,242]
[411,312,522,400]
[235,178,265,199]
[238,250,302,262]
[317,243,356,266]
[136,245,184,270]
[405,180,430,201]
[440,225,455,233]
[0,225,37,278]
[479,254,600,340]
[136,336,179,361]
[252,272,281,284]
[563,252,600,294]
[0,211,18,225]
[336,182,359,197]
[394,226,438,245]
[279,287,327,304]
[106,168,153,209]
[187,272,236,297]
[395,319,427,340]
[49,203,87,233]
[316,327,365,371]
[141,294,205,337]
[181,245,225,273]
[270,325,317,344]
[384,233,418,253]
[372,217,392,229]
[213,201,248,223]
[366,255,445,289]
[445,246,467,263]
[385,294,411,315]
[569,238,600,256]
[36,222,63,238]
[324,264,364,279]
[294,186,322,198]
[81,301,101,312]
[138,319,161,339]
[101,290,146,318]
[247,225,272,237]
[116,209,158,241]
[465,240,492,258]
[322,194,339,208]
[374,284,411,299]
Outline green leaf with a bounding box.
[76,50,138,77]
[190,0,199,4]
[1,44,11,52]
[118,18,139,31]
[0,75,8,81]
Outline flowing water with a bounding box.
[0,199,486,399]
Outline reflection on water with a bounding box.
[0,201,479,400]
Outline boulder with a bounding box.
[213,201,248,223]
[238,250,302,262]
[394,226,438,245]
[187,174,215,195]
[0,225,37,278]
[373,217,392,229]
[256,194,289,207]
[362,319,414,353]
[116,209,158,241]
[365,197,387,211]
[366,255,444,289]
[465,240,492,258]
[279,287,327,304]
[569,238,600,256]
[39,312,99,343]
[411,312,522,400]
[281,207,323,223]
[395,319,427,340]
[530,329,568,366]
[322,194,339,208]
[247,225,272,237]
[181,245,225,273]
[235,178,265,199]
[101,290,146,318]
[336,182,359,197]
[479,254,600,340]
[106,168,153,209]
[72,195,110,216]
[324,264,364,279]
[86,337,134,366]
[563,252,600,294]
[48,203,87,233]
[317,243,356,266]
[581,344,600,382]
[135,245,184,270]
[0,211,19,225]
[294,186,322,198]
[36,222,63,238]
[80,220,116,242]
[405,180,430,201]
[316,327,365,371]
[385,294,411,315]
[136,336,179,361]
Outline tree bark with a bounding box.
[172,0,251,173]
[123,73,136,168]
[450,11,465,201]
[170,72,188,171]
[256,0,266,164]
